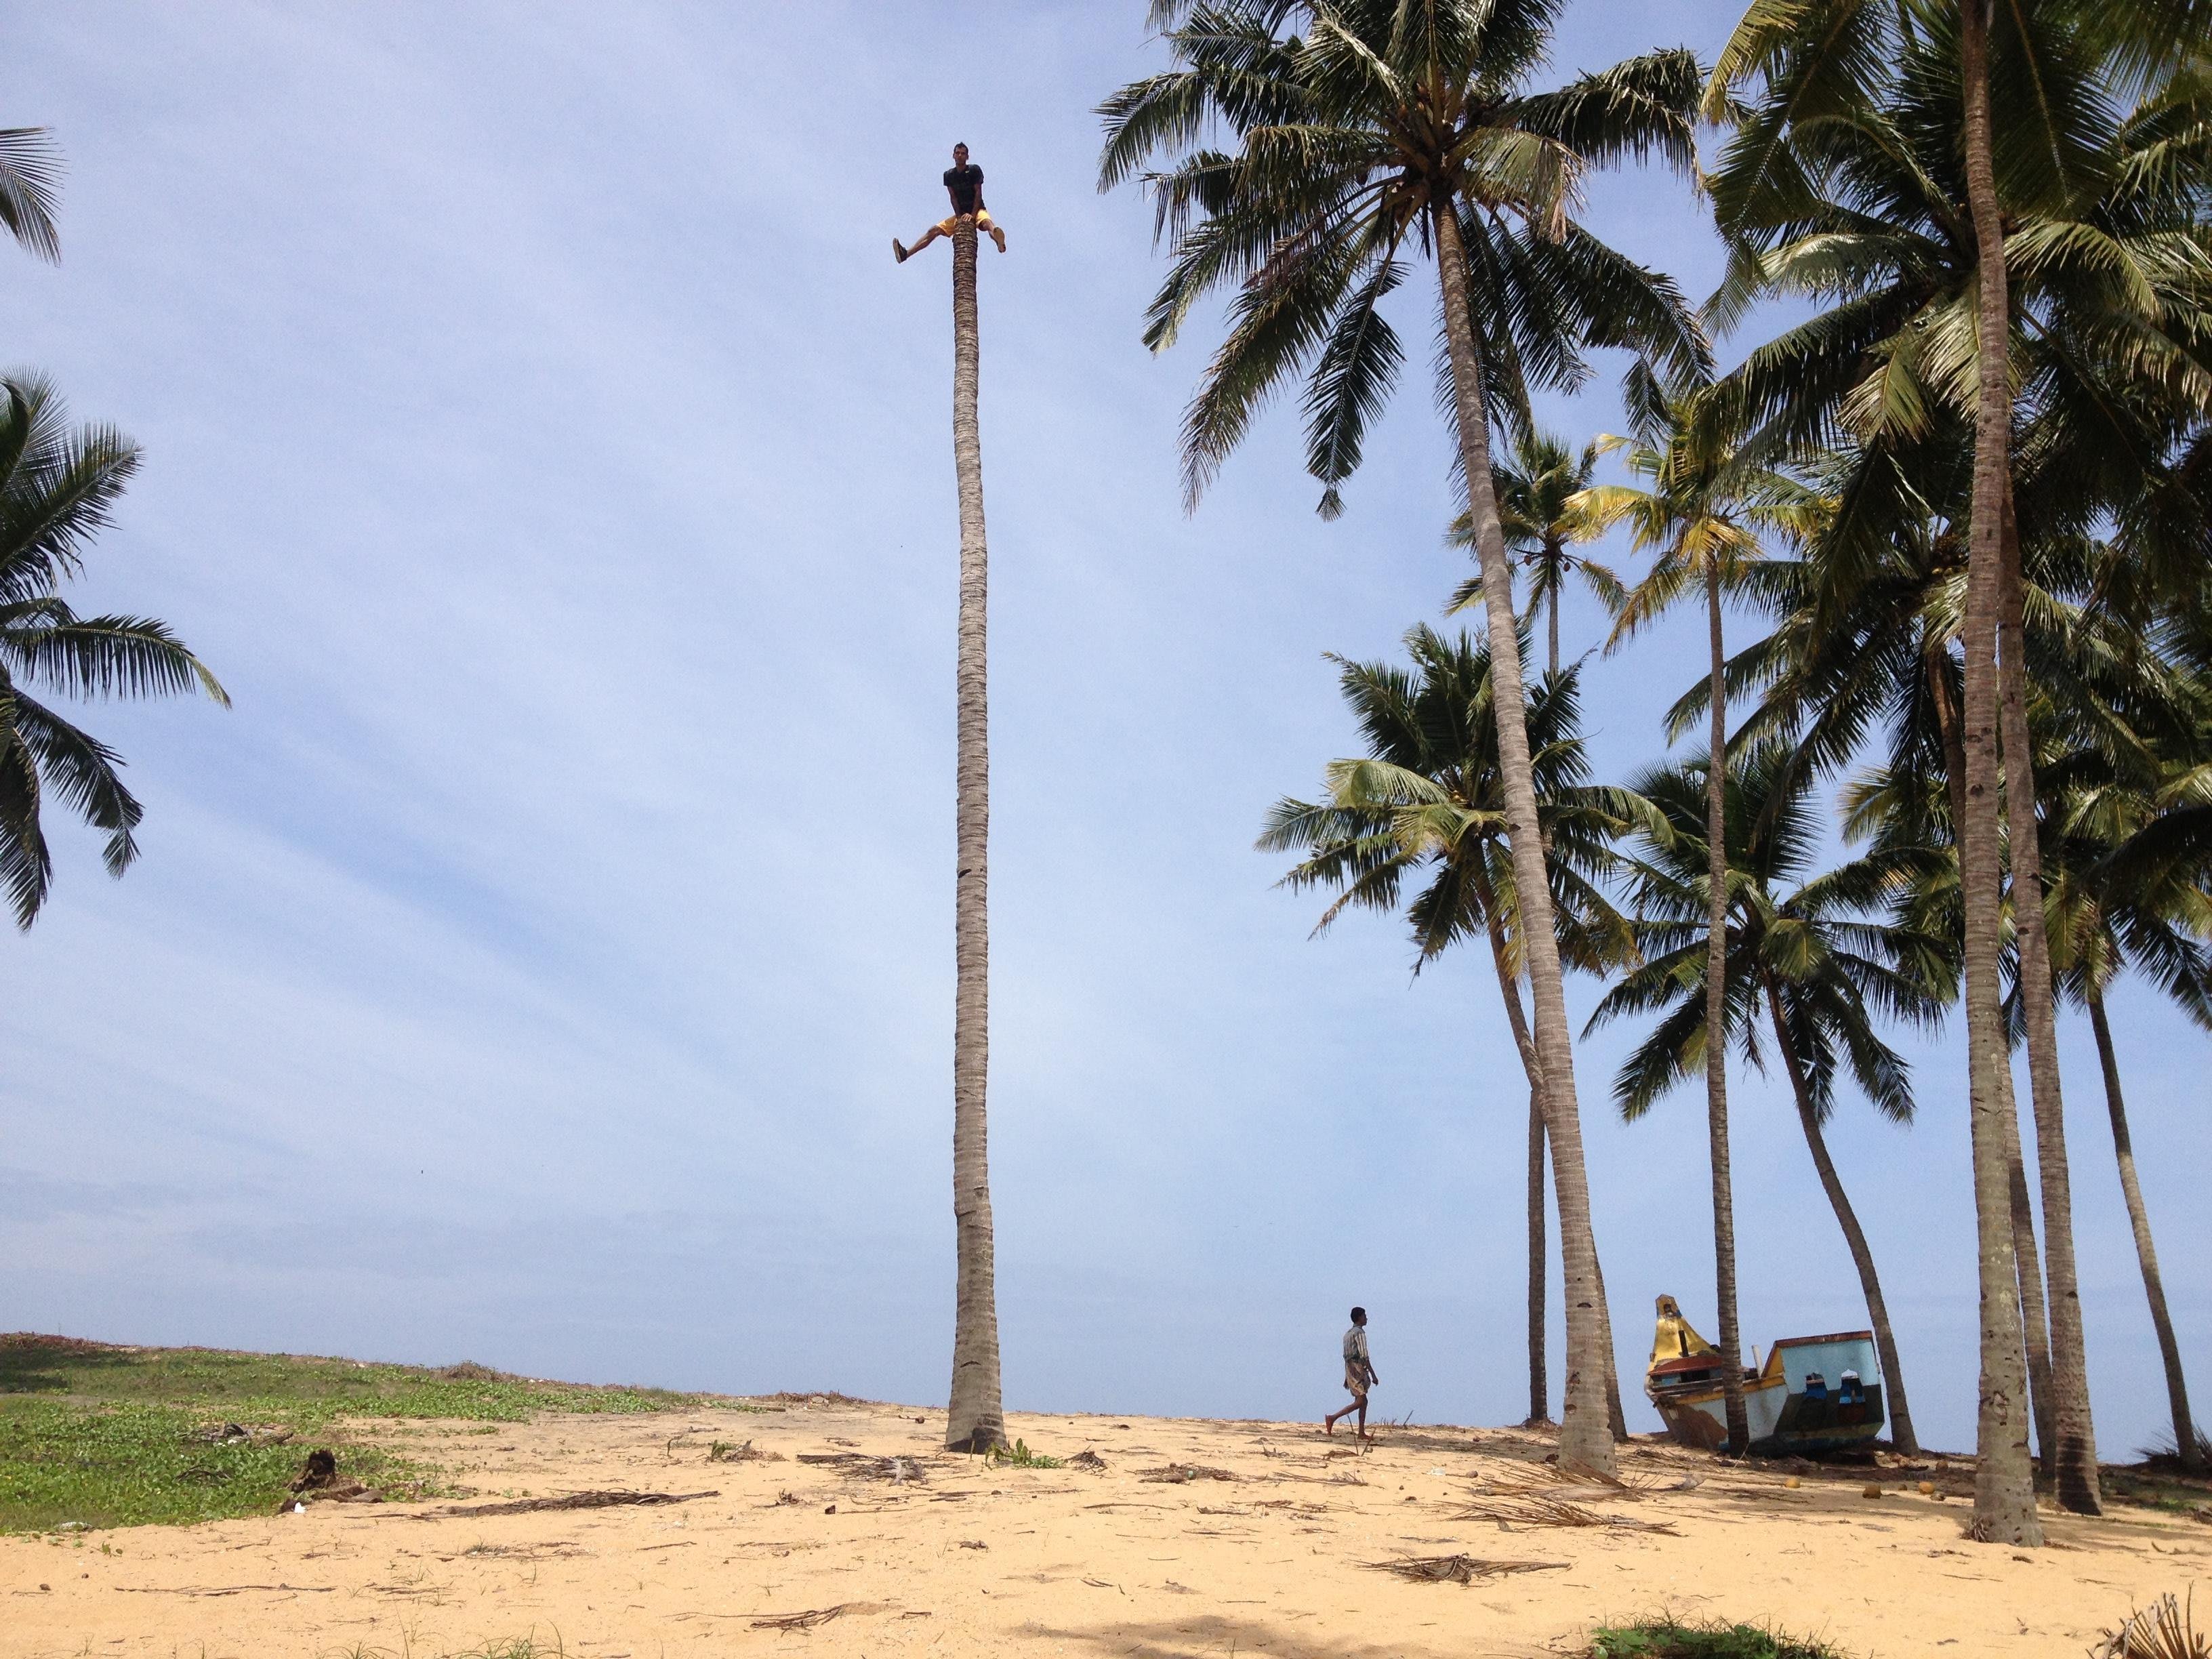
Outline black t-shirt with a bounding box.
[944,163,984,214]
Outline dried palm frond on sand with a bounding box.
[1456,1494,1679,1534]
[2095,1591,2208,1659]
[749,1601,893,1631]
[1141,1463,1236,1483]
[795,1454,929,1483]
[1473,1461,1673,1500]
[1364,1555,1566,1584]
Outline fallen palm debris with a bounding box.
[1456,1494,1679,1534]
[751,1603,860,1631]
[749,1601,895,1631]
[1365,1554,1567,1584]
[708,1439,781,1463]
[2093,1591,2204,1658]
[117,1584,336,1597]
[1067,1449,1107,1471]
[796,1452,929,1481]
[279,1449,377,1510]
[436,1489,718,1518]
[1141,1463,1236,1484]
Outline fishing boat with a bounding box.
[1645,1295,1887,1458]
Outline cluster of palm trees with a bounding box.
[1095,0,2208,1542]
[0,127,224,930]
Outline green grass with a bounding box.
[0,1333,714,1535]
[1589,1617,1849,1658]
[2106,1462,2212,1521]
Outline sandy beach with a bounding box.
[3,1393,2203,1658]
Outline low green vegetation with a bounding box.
[1588,1618,1849,1659]
[986,1437,1062,1469]
[0,1334,709,1534]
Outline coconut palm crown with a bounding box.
[1098,0,1711,518]
[0,375,228,928]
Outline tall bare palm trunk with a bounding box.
[2002,1065,2060,1465]
[1526,598,1563,1427]
[2088,994,2203,1473]
[1483,899,1626,1435]
[1704,569,1749,1454]
[945,216,1006,1454]
[1435,203,1614,1476]
[1931,640,2057,1466]
[1995,500,2100,1512]
[1957,0,2043,1544]
[1765,984,1921,1454]
[1546,572,1562,687]
[1527,1088,1550,1424]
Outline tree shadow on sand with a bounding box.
[1029,1610,1486,1659]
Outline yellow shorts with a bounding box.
[935,209,994,234]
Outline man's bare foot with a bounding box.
[1324,1417,1335,1435]
[990,226,1008,252]
[893,238,910,264]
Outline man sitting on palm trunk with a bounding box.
[894,142,1008,262]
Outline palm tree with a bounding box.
[1590,745,1948,1456]
[1099,0,1708,1474]
[1700,0,2210,1530]
[1447,430,1620,679]
[918,209,1006,1454]
[0,127,62,262]
[1580,383,1823,1454]
[2039,716,2212,1474]
[0,376,227,926]
[1258,626,1651,1431]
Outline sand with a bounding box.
[3,1397,2204,1657]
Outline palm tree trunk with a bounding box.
[1547,558,1561,684]
[945,215,1005,1454]
[1704,567,1749,1454]
[1526,1086,1551,1425]
[1763,981,1921,1455]
[1525,568,1561,1429]
[1995,493,2100,1513]
[1931,637,2057,1467]
[2002,1063,2060,1468]
[2088,992,2203,1473]
[1957,0,2043,1543]
[1435,203,1612,1475]
[1593,1250,1630,1441]
[1479,897,1627,1437]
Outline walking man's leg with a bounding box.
[1324,1388,1366,1435]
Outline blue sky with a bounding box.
[5,1,2203,1457]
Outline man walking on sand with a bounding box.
[1324,1307,1378,1438]
[893,142,1008,262]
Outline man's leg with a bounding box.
[979,211,1007,253]
[894,222,950,263]
[1326,1390,1366,1434]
